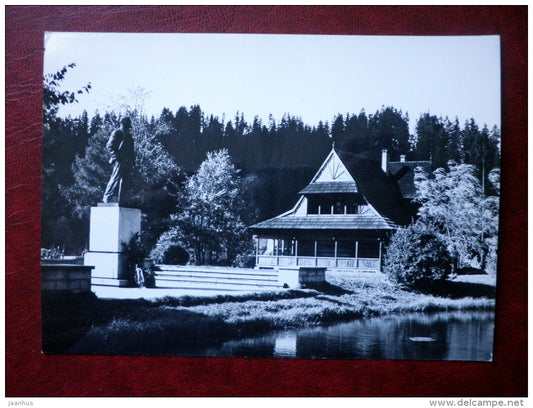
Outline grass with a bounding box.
[42,271,496,355]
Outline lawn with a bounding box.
[42,271,496,355]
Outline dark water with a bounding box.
[189,310,494,361]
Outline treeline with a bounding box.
[42,77,500,256]
[156,106,332,173]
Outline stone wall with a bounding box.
[41,264,94,293]
[40,256,84,265]
[300,267,326,283]
[277,266,326,288]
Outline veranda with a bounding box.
[254,237,383,272]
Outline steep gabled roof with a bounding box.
[299,181,357,194]
[388,160,431,199]
[249,147,414,233]
[250,214,397,231]
[334,149,412,226]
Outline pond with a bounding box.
[183,310,495,361]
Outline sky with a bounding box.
[43,32,501,133]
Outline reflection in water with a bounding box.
[274,333,297,357]
[198,310,494,361]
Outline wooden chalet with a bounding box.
[248,147,430,272]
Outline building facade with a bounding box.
[248,147,430,272]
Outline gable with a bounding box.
[312,150,355,183]
[248,147,414,232]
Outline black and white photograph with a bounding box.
[41,32,501,361]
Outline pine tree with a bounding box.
[414,113,449,169]
[331,114,345,147]
[367,106,410,160]
[444,117,463,164]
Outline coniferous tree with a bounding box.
[331,114,345,147]
[462,119,500,193]
[342,110,369,154]
[461,118,480,168]
[89,111,103,136]
[444,117,463,164]
[414,113,449,169]
[367,106,410,160]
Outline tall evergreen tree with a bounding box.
[342,110,369,154]
[444,117,463,164]
[414,113,449,169]
[331,114,345,147]
[462,119,500,193]
[367,106,410,160]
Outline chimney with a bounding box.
[381,149,388,173]
[400,154,406,162]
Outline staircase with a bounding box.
[154,265,284,292]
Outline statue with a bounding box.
[102,116,134,205]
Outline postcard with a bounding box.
[41,32,500,361]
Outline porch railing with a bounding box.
[256,255,380,271]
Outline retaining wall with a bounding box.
[41,264,94,293]
[277,267,326,288]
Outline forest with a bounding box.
[42,66,501,264]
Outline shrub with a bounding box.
[162,245,190,265]
[41,246,64,260]
[121,233,148,286]
[385,222,452,291]
[150,230,190,265]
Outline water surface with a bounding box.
[187,310,494,361]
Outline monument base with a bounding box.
[88,204,142,253]
[84,252,128,279]
[84,204,142,288]
[91,277,130,287]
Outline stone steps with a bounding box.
[154,265,283,291]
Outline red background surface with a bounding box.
[5,6,527,397]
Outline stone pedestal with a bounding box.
[84,203,141,287]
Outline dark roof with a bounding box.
[388,161,431,199]
[335,149,412,226]
[248,149,416,235]
[299,181,357,194]
[250,214,397,231]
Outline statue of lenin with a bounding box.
[102,116,134,205]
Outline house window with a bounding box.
[358,241,380,258]
[337,240,356,258]
[316,240,335,257]
[308,199,319,214]
[333,201,344,214]
[257,238,270,256]
[346,201,357,214]
[307,194,365,215]
[274,239,296,256]
[298,240,315,257]
[319,201,332,215]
